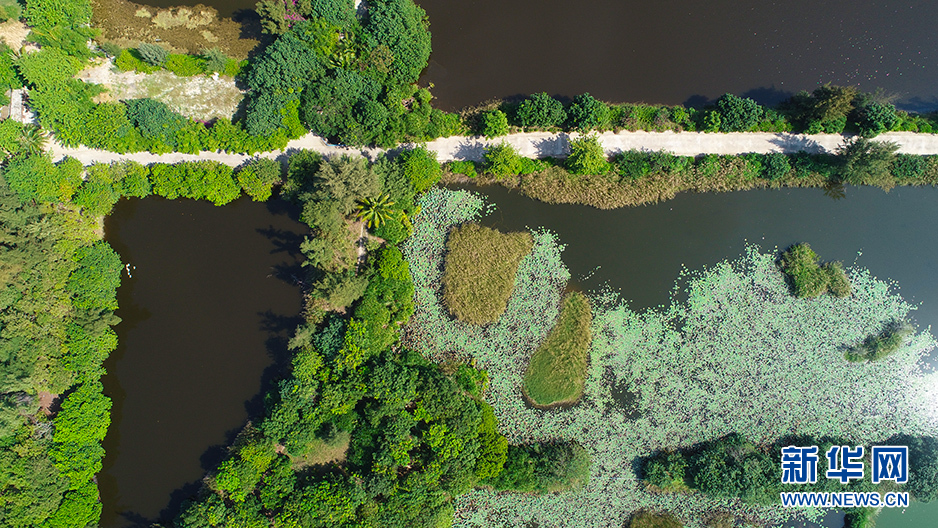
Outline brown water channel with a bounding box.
[100,196,307,527]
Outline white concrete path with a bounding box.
[49,130,938,167]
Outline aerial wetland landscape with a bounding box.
[3,0,938,528]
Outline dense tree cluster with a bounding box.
[246,0,462,146]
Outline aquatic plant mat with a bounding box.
[403,188,938,528]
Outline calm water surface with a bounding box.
[100,196,306,527]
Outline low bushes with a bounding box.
[779,243,851,298]
[845,321,914,362]
[482,441,591,493]
[442,223,533,325]
[523,291,592,407]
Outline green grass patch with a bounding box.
[846,321,914,363]
[288,431,350,469]
[522,291,592,407]
[779,243,851,298]
[442,223,533,325]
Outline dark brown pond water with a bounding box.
[100,196,306,527]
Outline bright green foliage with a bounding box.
[398,145,441,193]
[442,223,533,325]
[114,48,160,74]
[236,158,281,202]
[779,243,851,298]
[164,54,205,76]
[516,92,566,129]
[137,43,169,67]
[566,134,611,175]
[356,193,396,228]
[481,109,509,138]
[484,442,590,493]
[24,0,92,30]
[149,161,242,205]
[483,142,522,178]
[715,93,763,132]
[855,101,899,137]
[51,382,111,485]
[16,48,81,88]
[0,44,19,90]
[27,25,99,61]
[73,164,121,216]
[566,93,607,131]
[68,241,122,311]
[45,480,102,528]
[214,440,277,502]
[613,149,693,181]
[446,160,477,178]
[836,137,899,188]
[522,291,591,407]
[2,153,83,204]
[845,321,913,362]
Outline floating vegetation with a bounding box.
[404,188,938,528]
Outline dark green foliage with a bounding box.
[124,98,186,149]
[566,134,611,175]
[890,435,938,501]
[893,153,929,180]
[781,84,857,133]
[310,270,370,310]
[855,101,899,137]
[761,152,792,180]
[845,321,913,363]
[302,68,381,141]
[779,243,851,299]
[567,93,607,131]
[516,92,566,129]
[481,109,509,138]
[483,142,522,178]
[691,434,776,505]
[236,158,281,202]
[644,451,688,490]
[843,508,877,528]
[24,0,92,30]
[149,161,242,205]
[136,43,169,67]
[365,0,432,87]
[483,441,590,493]
[836,137,899,188]
[715,93,763,132]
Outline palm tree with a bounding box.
[17,125,47,156]
[355,193,396,229]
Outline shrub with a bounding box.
[114,49,160,74]
[893,153,929,180]
[137,43,169,67]
[73,163,121,216]
[855,101,899,137]
[485,442,590,493]
[483,142,522,178]
[481,109,509,138]
[98,42,122,58]
[237,158,282,202]
[779,243,851,298]
[200,47,229,73]
[523,291,592,407]
[761,152,792,180]
[442,223,533,325]
[566,92,607,131]
[446,160,477,178]
[517,156,546,175]
[691,434,776,505]
[643,451,688,491]
[25,0,92,30]
[836,137,899,188]
[398,145,441,193]
[16,48,81,87]
[516,92,566,129]
[715,93,763,132]
[124,98,186,149]
[565,134,610,175]
[164,54,206,76]
[845,321,913,363]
